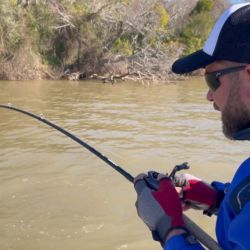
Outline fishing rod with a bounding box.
[0,104,133,182]
[0,104,221,250]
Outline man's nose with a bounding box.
[206,90,214,101]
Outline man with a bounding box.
[134,3,250,250]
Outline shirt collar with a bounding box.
[233,128,250,140]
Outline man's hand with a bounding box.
[134,173,187,245]
[174,174,217,211]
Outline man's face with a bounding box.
[205,61,250,139]
[221,75,250,139]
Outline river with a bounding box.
[0,79,249,250]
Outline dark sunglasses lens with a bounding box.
[205,74,220,91]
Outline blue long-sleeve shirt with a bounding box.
[165,234,204,249]
[162,128,250,250]
[164,157,250,250]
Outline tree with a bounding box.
[178,0,228,56]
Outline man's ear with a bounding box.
[245,65,250,76]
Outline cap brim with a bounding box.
[171,50,216,74]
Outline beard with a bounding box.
[221,76,250,139]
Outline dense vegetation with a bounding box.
[0,0,229,81]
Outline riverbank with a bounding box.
[0,44,199,83]
[0,0,222,83]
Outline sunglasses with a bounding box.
[205,65,246,91]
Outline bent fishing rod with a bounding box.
[0,104,221,250]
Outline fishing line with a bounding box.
[0,103,221,250]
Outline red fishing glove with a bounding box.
[174,174,218,213]
[134,174,187,244]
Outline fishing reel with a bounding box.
[144,162,190,190]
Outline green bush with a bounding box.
[179,0,214,56]
[0,2,22,59]
[191,0,213,15]
[156,3,169,30]
[112,37,133,56]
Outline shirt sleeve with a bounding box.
[227,202,250,248]
[164,234,205,250]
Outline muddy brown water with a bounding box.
[0,79,249,250]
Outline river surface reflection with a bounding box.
[0,79,249,250]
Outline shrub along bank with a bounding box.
[0,0,228,82]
